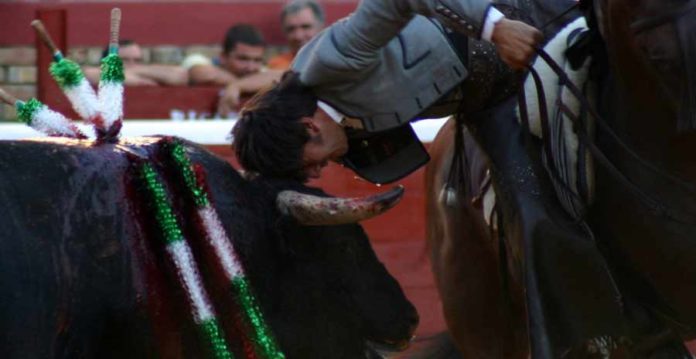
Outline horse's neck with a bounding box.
[591,11,696,192]
[599,17,696,144]
[595,28,679,157]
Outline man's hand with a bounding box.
[491,18,543,70]
[217,83,241,118]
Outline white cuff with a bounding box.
[481,7,505,42]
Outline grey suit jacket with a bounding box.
[292,0,495,132]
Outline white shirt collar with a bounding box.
[317,100,345,124]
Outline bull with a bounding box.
[0,136,418,358]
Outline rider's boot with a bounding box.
[465,95,626,358]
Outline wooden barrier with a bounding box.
[18,2,358,119]
[0,2,359,47]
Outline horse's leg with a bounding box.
[425,119,528,358]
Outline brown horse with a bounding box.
[426,120,529,358]
[426,0,696,357]
[586,0,696,354]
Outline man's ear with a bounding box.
[300,116,320,135]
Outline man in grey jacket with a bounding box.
[232,1,630,357]
[233,0,542,182]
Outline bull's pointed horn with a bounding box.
[276,185,405,225]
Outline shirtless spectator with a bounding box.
[185,24,284,117]
[267,0,325,70]
[182,24,267,86]
[84,40,188,86]
[215,2,325,115]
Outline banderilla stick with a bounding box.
[30,20,62,59]
[108,8,122,55]
[0,87,20,106]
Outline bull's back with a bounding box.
[0,139,162,357]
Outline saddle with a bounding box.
[473,17,594,228]
[458,17,629,356]
[519,16,595,220]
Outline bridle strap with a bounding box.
[524,47,696,223]
[535,48,696,196]
[518,66,587,208]
[630,0,696,34]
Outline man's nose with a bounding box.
[289,30,303,40]
[244,62,259,72]
[297,29,310,38]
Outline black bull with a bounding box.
[0,137,418,358]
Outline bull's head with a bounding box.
[236,177,418,357]
[150,139,418,357]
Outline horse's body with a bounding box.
[426,120,530,358]
[426,0,696,357]
[0,137,418,358]
[586,0,696,347]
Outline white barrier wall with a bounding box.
[0,118,448,144]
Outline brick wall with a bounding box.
[0,47,38,122]
[0,1,356,122]
[0,43,286,122]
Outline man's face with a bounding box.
[301,108,348,179]
[119,44,144,67]
[222,43,265,78]
[283,7,323,55]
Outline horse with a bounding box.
[425,0,696,357]
[0,137,418,358]
[586,0,696,354]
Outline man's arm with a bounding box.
[217,70,283,115]
[82,65,160,86]
[332,0,490,51]
[328,0,541,70]
[128,64,189,86]
[188,64,237,86]
[182,53,237,86]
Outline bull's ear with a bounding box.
[276,185,405,225]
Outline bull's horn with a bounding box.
[276,185,405,225]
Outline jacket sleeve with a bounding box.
[332,0,493,61]
[295,0,492,86]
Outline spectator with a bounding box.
[268,0,325,70]
[183,24,267,86]
[84,40,189,86]
[184,24,284,117]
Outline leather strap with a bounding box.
[526,47,696,223]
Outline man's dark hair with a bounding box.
[223,24,266,55]
[232,72,316,182]
[281,0,325,25]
